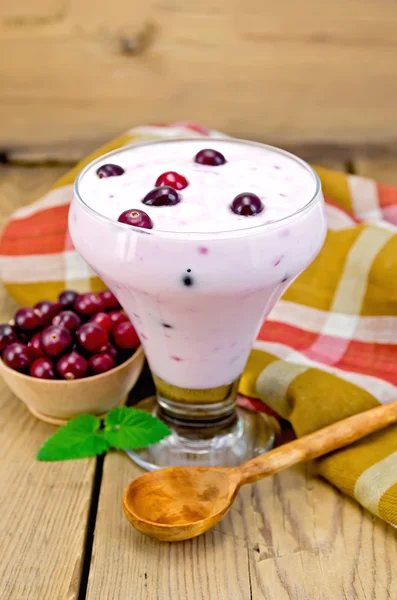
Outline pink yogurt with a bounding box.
[70,138,326,389]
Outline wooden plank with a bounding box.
[0,165,96,600]
[245,466,397,599]
[89,453,397,599]
[2,0,397,157]
[0,371,96,599]
[86,453,252,600]
[353,160,397,186]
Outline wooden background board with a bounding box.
[0,165,96,600]
[2,0,397,159]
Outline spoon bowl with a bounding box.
[123,466,241,541]
[123,400,397,542]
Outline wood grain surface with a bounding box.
[0,165,96,600]
[89,454,397,599]
[1,159,397,598]
[2,0,397,158]
[353,160,397,185]
[87,453,252,600]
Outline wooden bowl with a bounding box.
[0,346,145,425]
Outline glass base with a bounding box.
[126,396,278,471]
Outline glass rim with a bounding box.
[73,137,323,239]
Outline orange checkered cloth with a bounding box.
[1,123,397,525]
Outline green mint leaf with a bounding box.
[103,406,171,450]
[37,414,110,461]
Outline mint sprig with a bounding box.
[104,406,171,449]
[37,415,110,461]
[37,407,171,461]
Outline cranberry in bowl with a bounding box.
[0,290,144,424]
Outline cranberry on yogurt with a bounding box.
[155,171,188,191]
[118,209,153,229]
[142,187,181,207]
[194,148,226,166]
[96,164,125,178]
[231,193,264,216]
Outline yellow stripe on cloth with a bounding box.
[314,166,353,214]
[319,424,397,498]
[286,369,378,436]
[361,234,397,316]
[283,228,362,311]
[355,450,397,516]
[239,350,277,399]
[379,480,397,525]
[329,227,394,316]
[255,361,309,419]
[5,277,105,306]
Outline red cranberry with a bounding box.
[194,149,226,166]
[0,323,18,351]
[41,326,72,357]
[30,357,55,380]
[57,351,88,380]
[109,312,129,329]
[15,307,43,332]
[58,290,79,309]
[231,193,264,216]
[112,321,140,349]
[27,332,45,358]
[76,323,108,354]
[155,171,188,191]
[118,209,153,229]
[142,186,180,207]
[89,312,113,332]
[74,292,105,316]
[100,290,121,311]
[34,300,61,325]
[96,163,125,178]
[2,342,32,372]
[105,342,119,362]
[88,352,115,374]
[53,310,82,332]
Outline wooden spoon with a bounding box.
[123,401,397,542]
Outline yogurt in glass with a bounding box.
[70,138,326,469]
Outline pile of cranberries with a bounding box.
[0,290,140,380]
[96,147,264,230]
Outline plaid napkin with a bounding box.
[1,123,396,526]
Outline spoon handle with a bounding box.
[238,400,397,485]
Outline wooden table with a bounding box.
[1,158,397,600]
